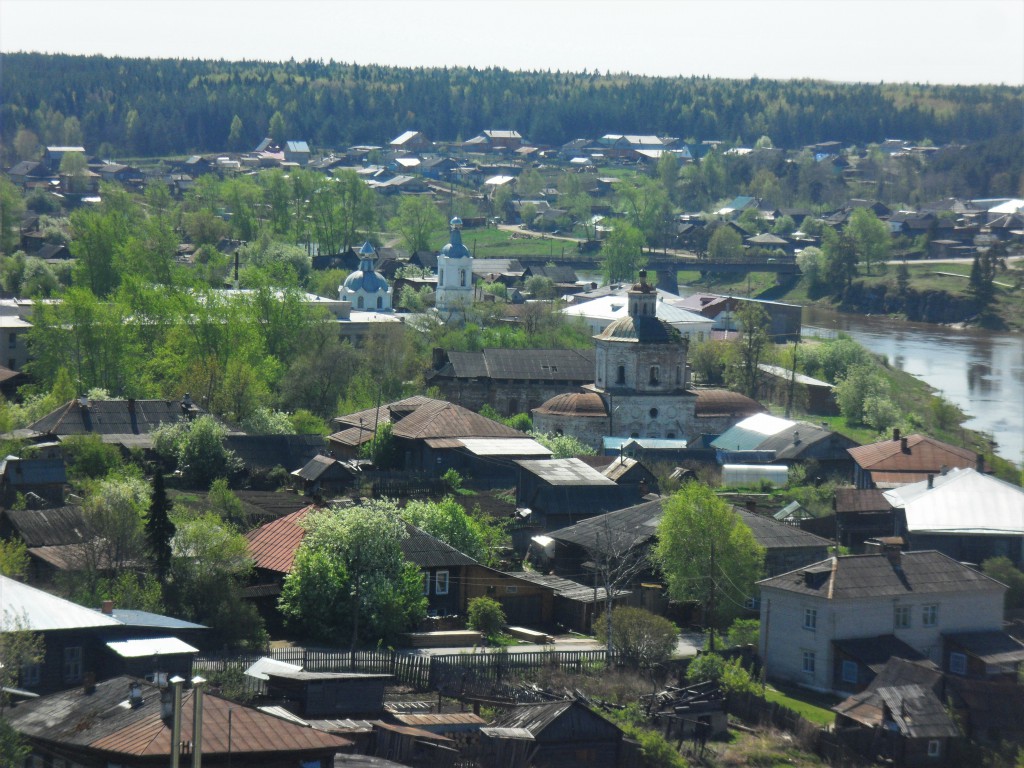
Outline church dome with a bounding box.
[440,218,471,259]
[694,389,764,417]
[342,241,390,294]
[534,392,608,418]
[596,314,678,344]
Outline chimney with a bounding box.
[101,599,114,615]
[169,676,184,768]
[927,473,934,489]
[884,542,902,569]
[892,427,900,442]
[940,464,949,476]
[127,397,136,414]
[78,394,89,408]
[161,685,174,720]
[976,452,985,473]
[900,436,909,453]
[793,430,800,445]
[192,676,206,768]
[82,671,96,695]
[128,681,143,708]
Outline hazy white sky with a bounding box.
[2,0,1022,86]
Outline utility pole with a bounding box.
[707,537,716,654]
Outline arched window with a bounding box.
[676,366,682,385]
[439,269,445,284]
[460,270,467,287]
[649,408,659,419]
[357,296,364,309]
[649,366,660,386]
[376,296,383,309]
[616,365,626,385]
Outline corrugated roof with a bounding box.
[450,438,552,458]
[440,349,595,382]
[110,609,206,631]
[516,458,617,487]
[877,684,959,738]
[508,571,622,603]
[0,574,121,630]
[711,413,795,451]
[884,468,1024,535]
[736,509,832,550]
[758,551,1004,600]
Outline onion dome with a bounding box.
[342,241,390,294]
[440,217,471,259]
[534,392,608,418]
[596,315,679,344]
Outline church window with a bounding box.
[460,270,467,287]
[357,296,364,309]
[676,366,682,385]
[649,408,659,418]
[377,296,383,309]
[616,365,625,385]
[649,366,660,385]
[667,432,676,439]
[439,269,445,283]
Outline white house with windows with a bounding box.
[757,546,1007,693]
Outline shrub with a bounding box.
[597,607,679,669]
[686,652,759,696]
[467,596,506,639]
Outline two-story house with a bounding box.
[758,546,1007,694]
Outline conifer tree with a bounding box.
[145,471,175,582]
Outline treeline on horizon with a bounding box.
[2,52,1022,159]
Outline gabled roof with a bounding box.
[758,551,1004,600]
[834,488,892,514]
[434,348,595,383]
[515,458,617,487]
[2,506,89,546]
[945,631,1024,666]
[833,635,929,672]
[877,684,960,738]
[490,700,619,737]
[736,508,832,550]
[291,454,354,482]
[711,413,795,451]
[27,398,199,437]
[7,675,350,754]
[246,507,478,575]
[389,399,524,441]
[0,574,122,630]
[883,467,1024,535]
[331,395,436,430]
[547,498,663,552]
[848,434,985,478]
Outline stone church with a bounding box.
[533,271,761,449]
[435,217,474,316]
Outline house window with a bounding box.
[927,740,942,757]
[949,652,967,675]
[8,332,15,349]
[894,605,911,630]
[649,366,660,385]
[803,608,817,631]
[841,660,858,685]
[63,646,82,683]
[435,570,450,596]
[616,365,626,385]
[802,650,815,675]
[439,269,444,284]
[922,604,938,627]
[505,586,518,594]
[20,662,41,687]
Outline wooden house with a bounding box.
[487,700,628,768]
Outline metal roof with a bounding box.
[758,550,1005,600]
[884,468,1024,535]
[758,363,833,389]
[245,656,303,680]
[105,637,198,658]
[453,438,552,457]
[877,684,960,739]
[438,348,595,382]
[711,413,795,451]
[2,506,89,546]
[28,398,200,437]
[110,609,206,631]
[0,574,121,630]
[848,433,985,474]
[515,458,617,487]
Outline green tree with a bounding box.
[708,225,743,261]
[400,496,505,566]
[602,221,646,284]
[596,606,679,670]
[169,512,265,648]
[822,228,859,292]
[467,596,507,640]
[279,500,427,648]
[0,178,26,256]
[655,483,765,647]
[529,431,596,458]
[152,415,240,488]
[0,538,29,578]
[227,114,245,150]
[62,433,123,481]
[145,471,175,582]
[58,151,88,193]
[731,301,771,398]
[389,195,445,254]
[685,652,759,696]
[524,275,557,300]
[268,110,286,142]
[982,557,1024,610]
[845,208,891,276]
[834,363,889,426]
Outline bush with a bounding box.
[467,596,506,640]
[597,606,679,669]
[725,618,760,648]
[686,652,759,696]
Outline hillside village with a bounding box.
[1,107,1023,768]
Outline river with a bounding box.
[801,307,1023,467]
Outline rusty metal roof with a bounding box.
[245,506,315,575]
[848,433,985,474]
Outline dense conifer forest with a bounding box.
[2,53,1022,158]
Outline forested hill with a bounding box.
[2,52,1022,157]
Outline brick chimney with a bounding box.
[901,436,909,453]
[101,600,114,615]
[976,453,985,472]
[892,427,900,442]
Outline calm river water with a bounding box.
[801,307,1024,467]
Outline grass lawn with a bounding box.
[763,684,839,726]
[459,226,578,260]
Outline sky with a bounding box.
[1,0,1022,86]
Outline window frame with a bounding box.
[949,651,967,675]
[803,607,817,631]
[63,645,83,683]
[894,604,911,630]
[841,660,858,685]
[435,570,450,596]
[927,739,941,757]
[922,603,938,627]
[802,650,816,675]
